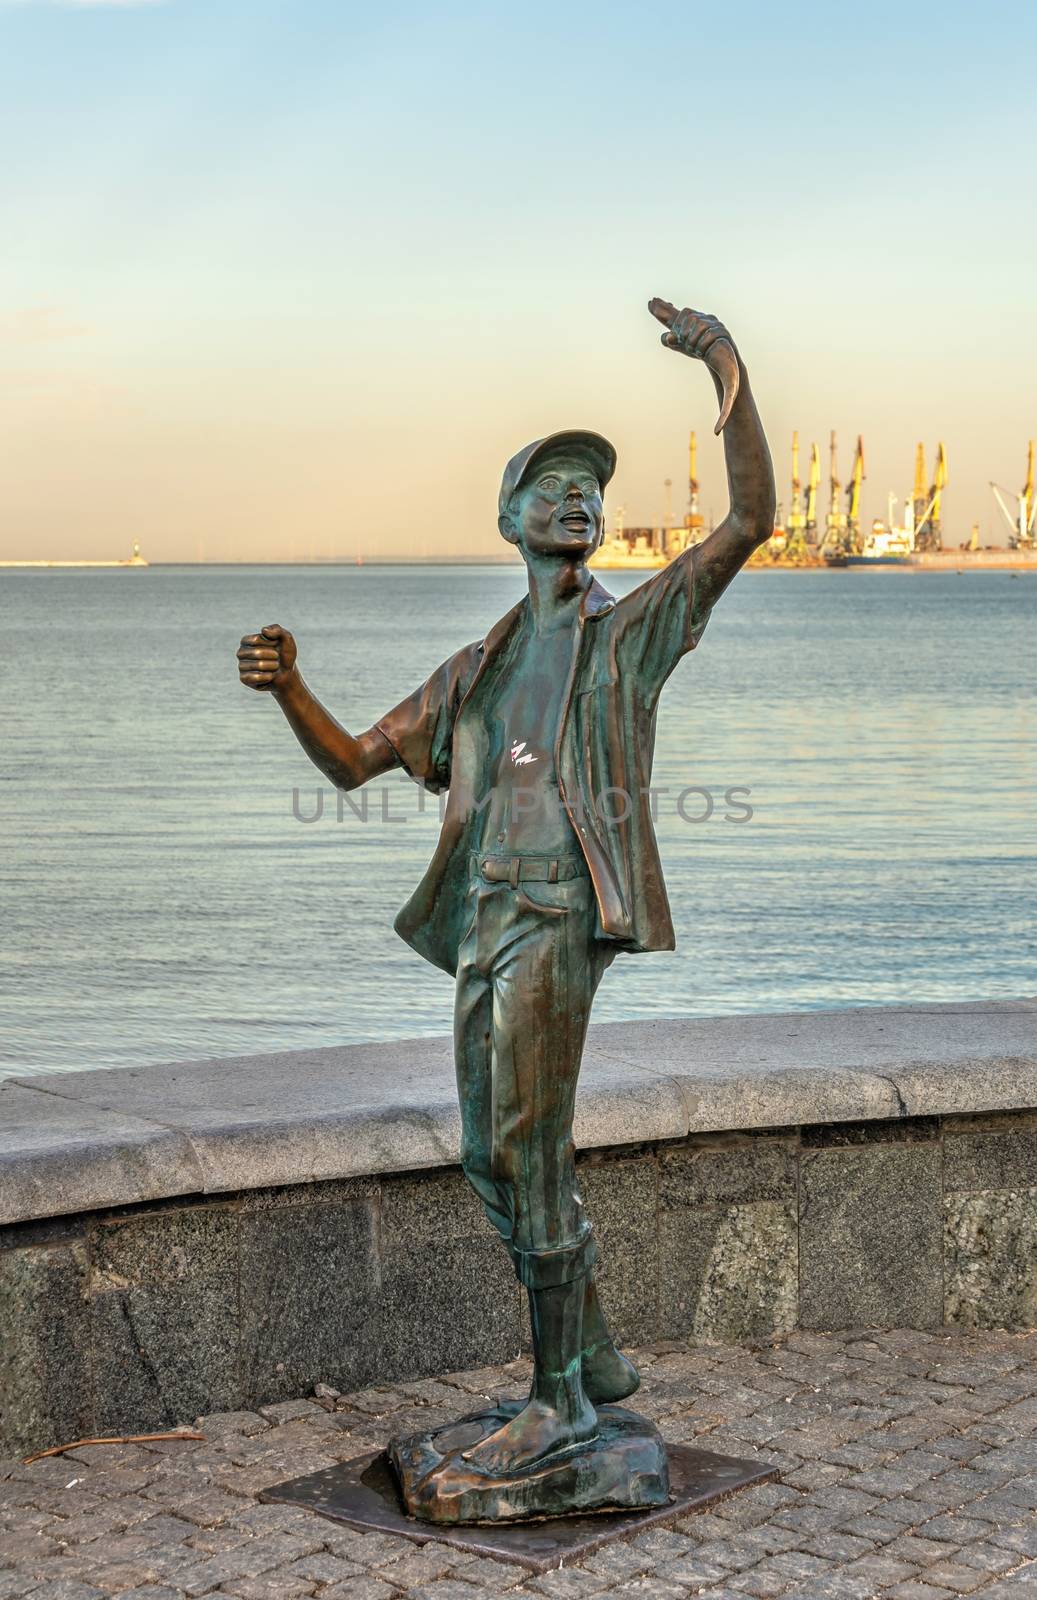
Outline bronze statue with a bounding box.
[237,301,776,1523]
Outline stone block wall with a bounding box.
[3,1109,1036,1457]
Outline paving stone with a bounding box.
[979,1572,1037,1597]
[449,1554,529,1588]
[182,1523,251,1555]
[989,1522,1037,1557]
[921,1564,989,1593]
[256,1401,324,1424]
[780,1580,876,1600]
[628,1526,697,1560]
[321,1528,408,1564]
[175,1487,243,1526]
[725,1524,800,1560]
[885,1534,959,1563]
[19,1585,107,1600]
[81,1561,168,1591]
[0,1574,41,1600]
[799,1531,876,1561]
[283,1551,363,1585]
[221,1577,318,1599]
[608,1582,688,1600]
[727,1554,829,1597]
[318,1581,397,1600]
[374,1546,461,1587]
[195,1410,271,1437]
[655,1551,733,1586]
[130,1515,199,1546]
[672,1511,733,1540]
[410,1584,513,1600]
[954,1542,1019,1574]
[114,1589,186,1600]
[527,1570,614,1597]
[226,1505,325,1538]
[915,1514,997,1544]
[884,1586,958,1600]
[839,1553,921,1587]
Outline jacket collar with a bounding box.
[580,575,616,619]
[477,571,615,660]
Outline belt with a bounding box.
[470,852,586,887]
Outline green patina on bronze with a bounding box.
[237,298,776,1522]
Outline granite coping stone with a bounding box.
[2,1000,1035,1228]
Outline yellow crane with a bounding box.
[775,431,816,562]
[805,441,820,543]
[846,435,865,551]
[787,432,804,535]
[926,443,947,547]
[821,430,848,553]
[912,442,928,531]
[991,440,1037,547]
[912,442,946,551]
[684,430,705,542]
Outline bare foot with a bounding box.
[462,1397,597,1475]
[583,1341,640,1404]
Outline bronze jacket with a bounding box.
[376,547,712,975]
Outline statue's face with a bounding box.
[500,452,604,557]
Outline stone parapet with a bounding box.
[2,1001,1035,1454]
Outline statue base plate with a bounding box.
[261,1419,778,1574]
[389,1401,668,1525]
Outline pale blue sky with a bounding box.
[1,0,1034,559]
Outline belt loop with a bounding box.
[509,857,521,889]
[548,858,559,883]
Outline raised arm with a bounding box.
[237,624,397,790]
[648,300,776,611]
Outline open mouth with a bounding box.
[558,511,591,529]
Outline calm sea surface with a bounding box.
[4,564,1035,1079]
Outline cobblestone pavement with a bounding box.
[3,1328,1037,1599]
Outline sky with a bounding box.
[1,0,1035,562]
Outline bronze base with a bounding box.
[389,1401,669,1525]
[261,1430,778,1574]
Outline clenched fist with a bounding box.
[237,624,297,692]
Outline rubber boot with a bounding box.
[463,1272,597,1474]
[581,1275,641,1404]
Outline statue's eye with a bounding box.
[579,478,599,494]
[539,476,561,491]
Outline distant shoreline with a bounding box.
[1,553,1032,572]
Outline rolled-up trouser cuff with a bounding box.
[513,1231,598,1289]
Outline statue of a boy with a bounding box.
[238,301,775,1521]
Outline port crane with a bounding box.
[684,431,705,543]
[780,432,819,562]
[912,444,928,541]
[846,436,865,552]
[990,441,1037,548]
[787,432,804,537]
[818,431,848,554]
[912,442,946,551]
[804,441,820,544]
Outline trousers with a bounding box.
[453,854,613,1291]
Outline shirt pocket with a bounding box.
[515,878,589,918]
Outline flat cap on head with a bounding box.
[498,430,617,518]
